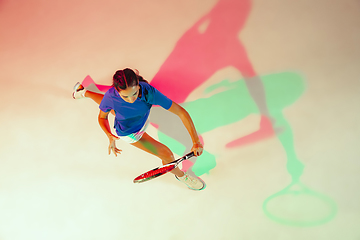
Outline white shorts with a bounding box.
[119,118,149,144]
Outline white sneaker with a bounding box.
[72,82,86,99]
[175,173,205,191]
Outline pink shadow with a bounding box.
[226,116,275,148]
[151,0,256,104]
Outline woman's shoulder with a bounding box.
[139,81,156,102]
[139,81,153,94]
[104,86,117,96]
[139,81,150,88]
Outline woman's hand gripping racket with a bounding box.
[133,152,195,183]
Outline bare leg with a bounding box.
[84,91,105,105]
[84,90,115,115]
[83,89,183,177]
[131,132,185,177]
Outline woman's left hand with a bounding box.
[191,142,204,156]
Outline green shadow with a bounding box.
[157,71,337,226]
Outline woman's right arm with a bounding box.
[98,110,121,156]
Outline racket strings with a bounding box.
[140,165,174,179]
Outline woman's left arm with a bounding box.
[168,101,203,156]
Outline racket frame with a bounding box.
[133,152,195,183]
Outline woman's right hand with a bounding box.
[108,134,121,156]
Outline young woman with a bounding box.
[73,68,205,190]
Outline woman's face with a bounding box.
[118,85,140,103]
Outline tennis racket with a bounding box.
[133,152,195,183]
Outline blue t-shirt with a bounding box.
[99,81,173,136]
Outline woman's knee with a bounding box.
[157,145,174,163]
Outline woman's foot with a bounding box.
[72,82,87,99]
[175,173,205,190]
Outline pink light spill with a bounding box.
[150,0,256,104]
[82,75,111,93]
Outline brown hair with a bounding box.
[112,68,148,91]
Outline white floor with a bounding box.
[1,0,359,239]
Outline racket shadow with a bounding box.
[262,180,337,227]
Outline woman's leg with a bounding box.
[82,90,115,116]
[84,91,105,105]
[74,82,105,104]
[74,79,114,113]
[131,132,185,177]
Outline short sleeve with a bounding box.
[144,83,173,110]
[99,92,113,113]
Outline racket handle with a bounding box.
[184,152,195,159]
[173,152,195,167]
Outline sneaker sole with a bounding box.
[73,82,82,91]
[175,175,206,191]
[72,82,84,99]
